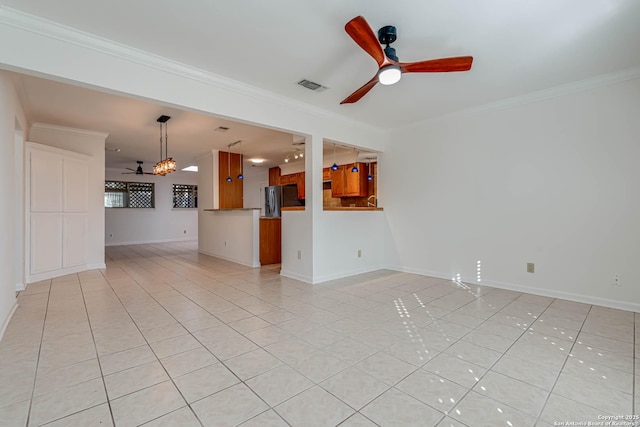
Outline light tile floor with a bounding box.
[0,241,637,426]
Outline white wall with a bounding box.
[313,211,386,283]
[281,210,314,282]
[384,77,640,311]
[0,71,27,339]
[29,123,107,270]
[105,168,198,245]
[197,150,217,210]
[242,164,268,210]
[199,209,260,267]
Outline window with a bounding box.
[105,181,155,208]
[173,184,198,208]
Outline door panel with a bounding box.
[31,213,62,274]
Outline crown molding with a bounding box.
[0,6,382,133]
[31,122,109,139]
[400,65,640,131]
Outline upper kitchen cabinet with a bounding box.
[331,163,368,197]
[219,151,243,209]
[268,167,281,186]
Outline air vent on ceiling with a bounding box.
[214,126,230,132]
[298,79,328,92]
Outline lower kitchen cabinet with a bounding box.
[259,217,281,265]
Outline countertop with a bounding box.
[323,207,383,211]
[281,206,305,211]
[203,208,261,211]
[260,217,282,220]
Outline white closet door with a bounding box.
[63,214,88,268]
[30,151,63,212]
[63,158,89,212]
[30,213,62,274]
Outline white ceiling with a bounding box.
[5,0,640,168]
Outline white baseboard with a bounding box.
[27,263,106,284]
[385,264,640,313]
[15,282,25,292]
[0,301,18,343]
[106,237,197,247]
[198,249,260,268]
[280,269,313,284]
[311,265,385,285]
[87,263,107,270]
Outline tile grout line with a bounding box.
[534,304,593,425]
[107,249,372,426]
[24,279,53,427]
[102,251,312,426]
[98,267,207,427]
[78,273,117,427]
[413,284,550,424]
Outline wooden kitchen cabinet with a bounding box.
[331,163,367,197]
[260,217,281,265]
[296,172,305,200]
[322,168,331,181]
[218,151,243,208]
[280,174,293,185]
[268,167,281,186]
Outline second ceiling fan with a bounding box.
[341,16,473,104]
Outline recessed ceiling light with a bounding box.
[249,158,265,164]
[181,165,198,172]
[105,147,121,152]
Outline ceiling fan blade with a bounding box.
[345,16,386,66]
[340,75,379,104]
[125,168,136,172]
[400,56,473,73]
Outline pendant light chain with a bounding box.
[159,122,163,162]
[153,115,177,176]
[165,121,168,159]
[237,141,244,180]
[226,144,232,182]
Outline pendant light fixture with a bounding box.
[153,115,176,176]
[331,143,339,171]
[351,148,359,172]
[226,144,232,182]
[367,157,373,181]
[237,141,244,180]
[225,140,242,183]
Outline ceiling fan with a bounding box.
[341,16,473,104]
[123,161,154,175]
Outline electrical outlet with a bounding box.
[527,262,535,273]
[297,250,301,260]
[357,249,362,258]
[613,274,622,287]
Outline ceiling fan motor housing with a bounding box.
[378,25,397,45]
[378,25,398,61]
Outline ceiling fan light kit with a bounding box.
[378,65,401,85]
[153,115,176,176]
[341,16,473,104]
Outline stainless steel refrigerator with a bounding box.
[264,184,302,217]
